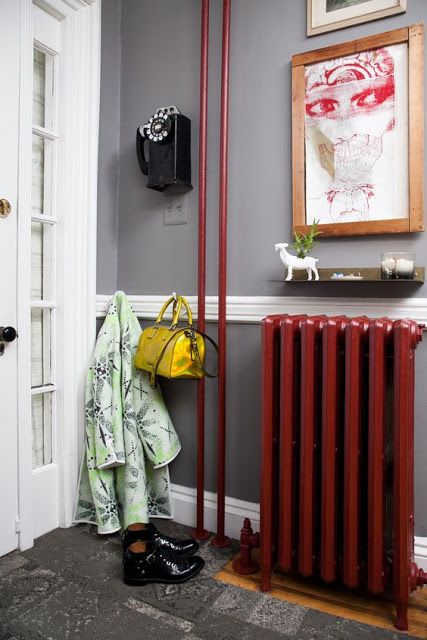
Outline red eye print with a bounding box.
[351,79,395,112]
[306,98,339,117]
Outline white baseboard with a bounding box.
[170,483,259,541]
[171,482,427,570]
[415,536,427,571]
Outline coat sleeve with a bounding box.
[90,320,126,470]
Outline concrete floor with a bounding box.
[0,521,417,639]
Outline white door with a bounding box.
[0,0,100,557]
[0,1,21,556]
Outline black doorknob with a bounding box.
[0,326,17,342]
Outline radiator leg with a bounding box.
[260,564,272,592]
[232,518,260,575]
[394,563,427,630]
[395,600,408,631]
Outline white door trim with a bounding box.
[17,0,35,552]
[17,0,100,550]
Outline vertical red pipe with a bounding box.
[191,0,210,542]
[211,0,231,548]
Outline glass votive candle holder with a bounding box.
[381,252,415,280]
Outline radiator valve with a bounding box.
[232,518,260,575]
[410,562,427,591]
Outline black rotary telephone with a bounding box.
[136,106,192,194]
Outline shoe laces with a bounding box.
[154,545,187,570]
[154,530,178,545]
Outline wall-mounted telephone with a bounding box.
[136,106,192,194]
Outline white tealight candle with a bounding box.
[396,258,415,278]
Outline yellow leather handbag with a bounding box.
[135,295,218,387]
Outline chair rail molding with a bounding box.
[97,294,427,326]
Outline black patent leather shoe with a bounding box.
[123,542,204,585]
[122,523,199,556]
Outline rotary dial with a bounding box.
[147,110,171,142]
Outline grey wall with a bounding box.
[97,0,121,294]
[97,0,427,534]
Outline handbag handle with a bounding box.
[173,295,193,328]
[154,294,193,330]
[154,295,183,329]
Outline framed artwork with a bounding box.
[292,25,424,237]
[307,0,407,37]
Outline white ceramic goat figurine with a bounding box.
[275,242,319,281]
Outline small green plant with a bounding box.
[292,219,322,259]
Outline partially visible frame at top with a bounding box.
[307,0,407,37]
[292,24,425,238]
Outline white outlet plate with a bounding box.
[163,195,188,226]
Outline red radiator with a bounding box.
[237,314,427,631]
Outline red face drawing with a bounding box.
[305,49,396,222]
[306,74,395,122]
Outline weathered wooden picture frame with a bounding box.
[292,24,425,238]
[307,0,407,37]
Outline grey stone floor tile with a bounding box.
[213,583,263,619]
[297,607,417,640]
[13,581,102,638]
[247,595,307,636]
[3,599,201,640]
[0,553,28,579]
[212,584,308,637]
[151,577,226,621]
[0,624,43,640]
[196,608,302,640]
[0,564,63,626]
[125,596,195,633]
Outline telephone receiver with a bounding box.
[136,105,192,194]
[136,128,148,176]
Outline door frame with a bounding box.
[17,0,100,550]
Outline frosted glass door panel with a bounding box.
[31,309,52,388]
[33,49,46,127]
[32,393,52,469]
[32,134,53,216]
[32,134,45,214]
[31,221,52,301]
[33,47,54,131]
[31,221,43,299]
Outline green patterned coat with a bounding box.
[74,292,181,534]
